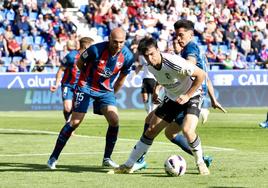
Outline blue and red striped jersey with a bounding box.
[61,50,80,88]
[77,41,134,93]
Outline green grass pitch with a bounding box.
[0,108,267,188]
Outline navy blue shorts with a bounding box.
[73,88,116,114]
[61,86,75,101]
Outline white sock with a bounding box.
[189,136,204,165]
[125,140,151,167]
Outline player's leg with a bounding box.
[61,86,74,122]
[47,91,90,169]
[94,92,120,168]
[259,112,268,128]
[181,96,209,175]
[165,122,193,155]
[101,105,120,168]
[112,113,168,173]
[112,97,176,174]
[200,97,210,124]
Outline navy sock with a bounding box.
[171,134,193,156]
[63,110,72,121]
[104,125,119,159]
[50,123,75,160]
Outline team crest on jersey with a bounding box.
[100,60,105,64]
[82,51,88,58]
[116,61,123,68]
[165,73,171,79]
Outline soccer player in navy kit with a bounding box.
[50,37,94,122]
[47,28,134,169]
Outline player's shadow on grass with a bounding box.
[136,167,199,177]
[0,162,110,173]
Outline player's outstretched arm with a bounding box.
[50,66,65,92]
[114,73,128,94]
[207,78,227,113]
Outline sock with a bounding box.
[189,135,204,165]
[103,125,119,159]
[136,123,150,163]
[63,110,72,122]
[50,123,75,160]
[266,112,268,122]
[171,134,193,156]
[125,135,153,167]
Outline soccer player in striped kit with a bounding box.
[47,28,134,169]
[50,37,94,122]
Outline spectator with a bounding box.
[0,34,9,57]
[206,43,217,62]
[240,34,251,56]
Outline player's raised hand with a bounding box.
[211,100,227,113]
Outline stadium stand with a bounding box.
[0,0,267,72]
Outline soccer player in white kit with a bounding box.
[111,37,210,175]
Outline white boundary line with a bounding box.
[0,128,236,158]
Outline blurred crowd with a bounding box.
[0,0,268,73]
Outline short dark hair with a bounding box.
[79,37,94,49]
[137,37,158,55]
[174,19,194,31]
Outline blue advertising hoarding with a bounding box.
[0,70,267,111]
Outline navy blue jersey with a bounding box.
[61,50,80,89]
[180,41,208,94]
[77,41,134,94]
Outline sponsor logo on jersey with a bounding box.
[165,73,171,79]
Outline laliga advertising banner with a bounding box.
[0,70,267,111]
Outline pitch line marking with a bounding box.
[0,128,236,153]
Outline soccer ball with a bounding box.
[164,155,186,176]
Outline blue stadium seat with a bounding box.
[12,56,22,63]
[1,57,12,66]
[34,36,43,45]
[0,27,5,34]
[29,12,38,21]
[15,36,23,44]
[220,45,228,54]
[0,10,5,19]
[80,5,87,14]
[26,36,34,45]
[6,10,15,21]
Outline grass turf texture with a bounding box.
[0,108,267,188]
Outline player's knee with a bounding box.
[144,127,157,139]
[70,119,82,129]
[164,128,174,140]
[108,118,119,126]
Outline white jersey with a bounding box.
[148,53,202,101]
[138,55,155,79]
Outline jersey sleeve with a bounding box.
[80,45,97,63]
[176,55,196,76]
[183,43,200,60]
[61,53,73,68]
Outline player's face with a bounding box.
[173,37,182,54]
[175,28,193,48]
[109,36,125,55]
[143,46,161,67]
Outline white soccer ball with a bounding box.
[164,155,187,176]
